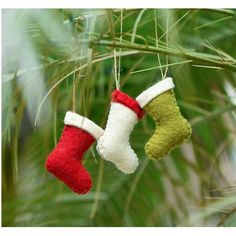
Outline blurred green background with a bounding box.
[2,9,236,226]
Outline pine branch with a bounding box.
[87,39,236,72]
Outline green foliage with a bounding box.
[2,9,236,226]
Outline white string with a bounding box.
[154,9,164,80]
[163,9,169,79]
[113,9,123,90]
[154,9,170,80]
[72,15,89,111]
[79,15,89,78]
[118,9,123,87]
[113,48,119,90]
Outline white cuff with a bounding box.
[136,77,175,108]
[64,111,104,140]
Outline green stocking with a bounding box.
[136,77,192,160]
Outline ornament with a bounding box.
[46,111,104,194]
[136,77,192,159]
[97,89,144,174]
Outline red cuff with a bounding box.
[111,90,145,119]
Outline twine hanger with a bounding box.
[113,9,123,90]
[72,15,89,112]
[154,9,169,80]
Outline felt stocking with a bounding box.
[46,111,104,194]
[97,90,144,174]
[136,77,192,160]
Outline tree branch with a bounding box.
[88,39,236,72]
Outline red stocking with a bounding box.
[46,112,104,194]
